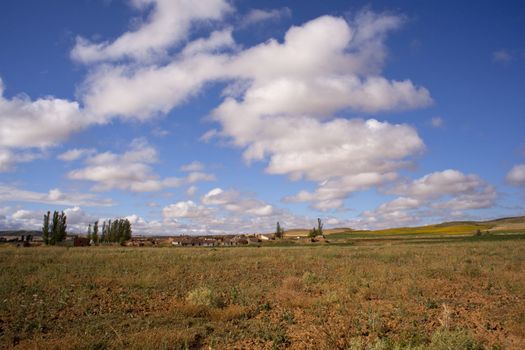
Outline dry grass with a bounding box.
[1,239,524,349]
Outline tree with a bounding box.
[50,211,59,245]
[42,211,50,245]
[308,218,323,238]
[100,218,132,243]
[317,218,324,237]
[59,211,67,242]
[92,221,99,244]
[107,219,113,242]
[87,224,92,242]
[101,221,106,243]
[49,211,67,245]
[275,221,284,239]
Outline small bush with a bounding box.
[428,329,483,350]
[302,271,319,285]
[186,287,217,307]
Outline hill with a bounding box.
[284,215,525,239]
[0,230,41,237]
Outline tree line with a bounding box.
[41,211,132,245]
[87,218,132,244]
[42,211,67,245]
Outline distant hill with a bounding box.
[0,230,41,237]
[284,227,352,237]
[286,216,525,238]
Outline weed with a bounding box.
[427,329,483,350]
[302,271,319,285]
[186,286,217,307]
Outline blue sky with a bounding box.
[0,0,524,234]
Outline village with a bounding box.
[0,232,331,247]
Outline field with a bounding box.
[1,236,525,349]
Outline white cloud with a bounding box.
[79,54,230,120]
[79,13,431,119]
[202,187,274,216]
[0,148,14,172]
[431,116,443,128]
[0,206,98,232]
[506,164,525,186]
[71,0,233,64]
[0,184,113,207]
[181,29,236,57]
[207,13,430,210]
[67,139,215,192]
[185,185,198,197]
[159,190,315,234]
[3,9,435,219]
[72,12,432,210]
[0,78,90,170]
[0,79,86,149]
[180,161,204,172]
[355,170,497,229]
[57,148,96,162]
[163,200,213,219]
[63,206,97,226]
[241,7,291,26]
[390,169,493,200]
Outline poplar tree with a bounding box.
[50,211,59,245]
[275,222,284,239]
[59,211,67,242]
[92,221,99,244]
[101,221,106,243]
[42,211,50,245]
[107,219,113,242]
[87,224,92,242]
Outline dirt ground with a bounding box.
[0,237,524,349]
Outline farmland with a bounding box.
[1,234,525,349]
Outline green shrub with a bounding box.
[186,287,217,307]
[428,329,483,350]
[302,271,319,285]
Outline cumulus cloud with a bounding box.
[0,79,86,149]
[355,170,497,228]
[163,200,213,219]
[79,54,230,120]
[185,185,198,197]
[241,7,291,27]
[207,13,430,210]
[390,169,494,201]
[73,11,432,210]
[71,0,233,63]
[0,184,113,207]
[506,164,525,186]
[159,188,315,234]
[181,28,236,57]
[202,187,274,216]
[0,149,11,172]
[67,139,215,192]
[271,118,423,210]
[5,8,435,219]
[57,148,96,162]
[78,12,431,119]
[0,206,99,232]
[0,78,90,170]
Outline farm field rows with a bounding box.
[1,237,524,349]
